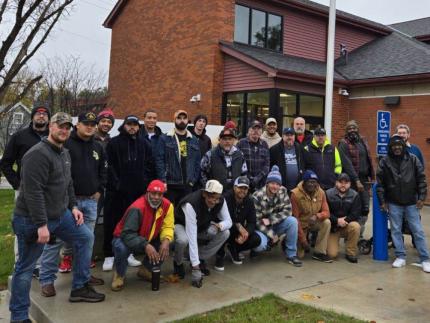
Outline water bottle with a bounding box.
[151,266,161,291]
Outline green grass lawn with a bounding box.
[175,294,366,323]
[0,189,15,290]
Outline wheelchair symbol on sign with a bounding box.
[379,113,388,129]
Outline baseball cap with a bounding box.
[249,120,262,129]
[314,128,326,135]
[303,170,319,182]
[219,128,236,138]
[205,180,223,194]
[78,112,97,124]
[51,112,73,126]
[147,180,167,193]
[282,127,295,135]
[234,176,250,188]
[174,110,188,119]
[224,120,237,129]
[265,117,277,125]
[337,173,351,182]
[124,115,140,124]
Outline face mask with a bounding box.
[347,132,358,141]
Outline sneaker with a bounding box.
[69,284,105,302]
[199,260,210,276]
[59,255,72,273]
[41,283,56,297]
[88,275,104,286]
[103,257,114,271]
[250,250,259,258]
[137,266,152,281]
[227,244,243,265]
[214,256,225,272]
[422,260,430,273]
[32,267,40,280]
[312,252,333,263]
[287,256,303,267]
[345,254,358,263]
[238,252,245,260]
[111,271,125,292]
[128,254,142,267]
[392,258,406,268]
[173,261,185,279]
[90,261,96,269]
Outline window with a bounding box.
[280,92,324,130]
[247,91,269,125]
[12,112,24,125]
[226,93,245,138]
[234,4,282,51]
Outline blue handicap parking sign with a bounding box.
[376,111,391,156]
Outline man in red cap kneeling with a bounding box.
[110,180,174,291]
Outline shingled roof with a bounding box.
[390,17,430,38]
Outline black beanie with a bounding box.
[193,114,208,125]
[31,105,51,120]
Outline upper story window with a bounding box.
[234,4,282,51]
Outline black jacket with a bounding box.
[106,125,153,198]
[65,131,107,196]
[15,138,77,226]
[269,141,304,189]
[376,152,427,206]
[188,125,212,157]
[224,190,256,237]
[0,124,48,189]
[295,129,313,147]
[140,125,163,180]
[326,187,361,232]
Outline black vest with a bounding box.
[305,143,337,190]
[209,147,243,191]
[175,190,224,233]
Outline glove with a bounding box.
[191,269,203,288]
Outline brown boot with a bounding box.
[111,271,124,291]
[89,275,104,286]
[136,266,152,281]
[41,283,56,297]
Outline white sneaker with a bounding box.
[422,261,430,273]
[392,258,406,268]
[128,254,142,267]
[102,257,114,271]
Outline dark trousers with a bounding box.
[217,230,261,257]
[165,185,192,206]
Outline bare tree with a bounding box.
[0,0,74,115]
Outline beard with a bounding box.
[175,122,187,131]
[147,195,162,209]
[34,121,47,129]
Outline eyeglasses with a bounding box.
[35,112,48,116]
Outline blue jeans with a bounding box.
[39,198,97,286]
[253,217,298,258]
[9,211,93,321]
[389,203,430,262]
[112,238,161,277]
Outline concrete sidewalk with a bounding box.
[3,207,430,323]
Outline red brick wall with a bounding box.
[108,0,235,124]
[331,89,350,144]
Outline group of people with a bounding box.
[1,106,429,323]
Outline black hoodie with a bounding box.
[188,125,212,156]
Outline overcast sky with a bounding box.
[29,0,430,81]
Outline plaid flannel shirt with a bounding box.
[252,186,292,239]
[237,138,270,189]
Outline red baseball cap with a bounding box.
[147,180,166,193]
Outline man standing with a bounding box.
[293,117,313,147]
[111,180,174,291]
[252,166,301,266]
[94,108,115,149]
[303,128,343,190]
[39,112,106,289]
[9,112,105,322]
[173,180,232,287]
[103,115,153,271]
[377,135,430,272]
[261,118,281,148]
[396,124,425,166]
[157,110,201,205]
[189,114,212,157]
[338,120,374,235]
[201,128,247,191]
[141,109,163,181]
[290,170,332,262]
[237,121,270,191]
[326,173,361,263]
[214,176,261,270]
[270,127,304,193]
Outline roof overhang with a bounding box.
[103,0,128,28]
[348,73,430,87]
[416,34,430,42]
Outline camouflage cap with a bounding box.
[51,112,73,126]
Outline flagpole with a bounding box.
[324,0,336,141]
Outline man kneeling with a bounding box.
[326,173,361,263]
[111,180,174,291]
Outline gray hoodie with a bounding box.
[15,138,77,227]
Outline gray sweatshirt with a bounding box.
[15,138,77,227]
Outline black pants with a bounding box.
[165,185,192,206]
[352,177,371,217]
[217,230,261,257]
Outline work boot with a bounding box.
[69,284,105,302]
[111,271,125,291]
[137,266,152,281]
[173,260,185,279]
[345,254,358,263]
[88,275,105,286]
[41,283,56,297]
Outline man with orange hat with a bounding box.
[111,179,174,291]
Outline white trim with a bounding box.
[349,92,430,100]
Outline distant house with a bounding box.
[0,102,31,152]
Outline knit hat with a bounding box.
[303,170,319,182]
[266,165,282,185]
[193,114,208,125]
[147,180,166,193]
[345,120,359,131]
[97,108,115,125]
[31,105,51,120]
[224,120,236,130]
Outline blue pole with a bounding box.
[372,183,388,260]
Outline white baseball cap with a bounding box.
[205,180,223,194]
[265,117,277,125]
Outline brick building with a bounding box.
[104,0,430,174]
